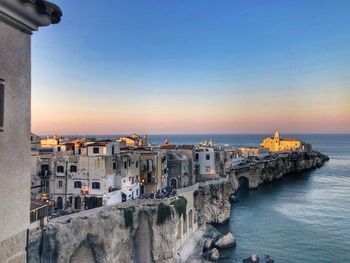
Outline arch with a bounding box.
[238,176,249,190]
[188,209,193,230]
[70,242,96,263]
[57,196,63,210]
[74,196,81,210]
[170,178,177,189]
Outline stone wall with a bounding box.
[0,16,31,263]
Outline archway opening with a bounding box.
[171,178,177,189]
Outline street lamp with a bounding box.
[81,186,89,210]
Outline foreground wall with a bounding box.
[0,16,31,263]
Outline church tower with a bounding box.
[274,130,280,151]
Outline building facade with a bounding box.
[0,1,61,262]
[260,131,305,152]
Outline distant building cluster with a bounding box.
[29,131,312,217]
[30,135,236,215]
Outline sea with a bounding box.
[94,133,350,262]
[149,134,350,263]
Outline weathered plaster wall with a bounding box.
[0,19,31,263]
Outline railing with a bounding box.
[50,176,229,222]
[177,176,229,195]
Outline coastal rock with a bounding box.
[203,248,219,262]
[194,176,239,225]
[243,254,259,263]
[214,232,236,248]
[202,237,214,250]
[234,151,329,190]
[243,254,275,263]
[229,193,239,203]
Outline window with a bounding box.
[93,147,99,154]
[136,161,139,168]
[113,162,116,170]
[74,181,82,188]
[78,148,81,155]
[70,165,77,173]
[92,182,100,189]
[112,146,115,155]
[0,79,4,131]
[57,146,61,152]
[128,159,131,167]
[58,180,63,188]
[206,154,210,160]
[124,161,127,169]
[195,153,199,161]
[57,166,64,173]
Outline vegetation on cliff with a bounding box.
[119,206,135,228]
[171,196,187,220]
[157,203,172,225]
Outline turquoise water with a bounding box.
[147,134,350,262]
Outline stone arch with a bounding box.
[238,176,249,190]
[70,241,96,263]
[188,209,193,230]
[170,178,178,189]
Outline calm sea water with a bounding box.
[147,134,350,263]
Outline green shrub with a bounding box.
[171,196,187,220]
[157,203,172,225]
[119,206,135,228]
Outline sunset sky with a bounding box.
[32,0,350,134]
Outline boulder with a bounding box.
[203,237,214,251]
[263,255,274,263]
[229,193,239,203]
[209,248,220,261]
[202,248,220,262]
[214,232,236,248]
[243,254,259,263]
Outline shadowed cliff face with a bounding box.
[134,210,153,263]
[29,205,180,263]
[194,179,239,225]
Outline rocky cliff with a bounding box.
[233,151,329,189]
[193,177,239,225]
[29,205,180,263]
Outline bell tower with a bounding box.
[274,130,280,151]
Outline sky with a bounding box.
[32,0,350,135]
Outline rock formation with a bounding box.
[193,176,239,225]
[234,151,329,189]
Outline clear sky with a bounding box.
[32,0,350,134]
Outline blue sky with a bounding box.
[32,0,350,134]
